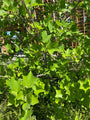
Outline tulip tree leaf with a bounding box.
[22,71,38,88]
[31,95,39,105]
[6,77,21,93]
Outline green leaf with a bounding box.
[56,20,62,26]
[75,115,79,120]
[55,90,62,98]
[48,22,53,33]
[5,44,11,51]
[65,49,71,57]
[31,0,36,7]
[8,94,15,106]
[42,31,51,43]
[47,41,63,54]
[47,48,57,54]
[9,14,14,18]
[3,0,11,6]
[46,40,58,49]
[34,89,45,96]
[22,103,30,110]
[0,91,3,94]
[78,78,90,92]
[6,77,21,93]
[22,71,38,88]
[34,22,43,30]
[59,44,64,53]
[26,92,32,103]
[16,91,24,100]
[31,95,39,105]
[24,0,31,5]
[30,0,44,7]
[50,63,58,71]
[60,0,65,8]
[31,3,44,7]
[0,9,7,16]
[24,0,31,8]
[20,109,33,120]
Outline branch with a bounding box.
[0,76,9,78]
[21,0,36,28]
[22,0,31,19]
[65,0,81,20]
[36,74,47,77]
[72,0,81,11]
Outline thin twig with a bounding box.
[0,76,9,78]
[72,0,81,11]
[65,0,81,20]
[22,0,31,19]
[36,74,47,77]
[21,0,36,28]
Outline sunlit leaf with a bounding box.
[22,103,30,110]
[48,22,53,33]
[55,90,62,98]
[16,91,24,100]
[0,9,7,16]
[3,0,11,6]
[34,89,45,96]
[22,71,38,88]
[75,115,79,120]
[31,95,39,105]
[6,77,21,93]
[42,31,51,43]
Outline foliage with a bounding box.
[0,0,90,120]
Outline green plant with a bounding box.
[0,0,90,120]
